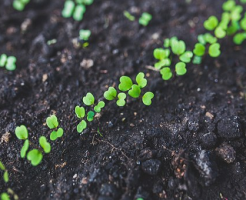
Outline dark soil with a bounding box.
[1,0,246,199]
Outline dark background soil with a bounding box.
[1,0,246,199]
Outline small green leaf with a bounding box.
[3,171,9,183]
[214,27,226,38]
[83,93,95,106]
[57,128,64,138]
[116,93,126,107]
[94,101,105,113]
[139,12,152,26]
[222,0,235,11]
[204,33,217,44]
[15,125,28,140]
[209,43,221,57]
[104,87,117,100]
[13,0,25,11]
[163,38,170,48]
[79,29,91,41]
[227,20,240,35]
[154,59,171,69]
[160,67,172,80]
[27,149,43,166]
[62,0,75,18]
[46,115,59,129]
[75,106,85,119]
[1,192,10,200]
[142,92,154,106]
[0,161,5,170]
[123,11,135,21]
[77,120,87,133]
[73,5,86,21]
[204,16,218,31]
[136,72,147,88]
[153,48,170,60]
[50,131,58,141]
[179,51,193,63]
[87,111,95,122]
[39,136,51,154]
[193,56,202,64]
[231,5,243,21]
[6,56,16,71]
[175,62,187,76]
[20,140,29,158]
[233,33,246,45]
[171,40,186,55]
[128,85,141,98]
[197,34,206,45]
[118,76,133,91]
[0,54,7,67]
[193,43,205,56]
[240,18,246,31]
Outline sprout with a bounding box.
[3,171,9,183]
[233,33,246,45]
[118,76,133,91]
[79,29,91,41]
[175,62,187,76]
[104,87,117,100]
[160,67,172,80]
[77,120,87,133]
[204,33,217,44]
[50,128,64,141]
[139,12,152,26]
[214,27,226,38]
[124,11,135,21]
[179,51,193,63]
[83,93,95,106]
[46,115,64,141]
[0,54,7,67]
[171,40,186,55]
[222,0,235,11]
[13,0,30,11]
[0,55,16,71]
[193,56,202,64]
[193,43,206,56]
[128,84,141,98]
[116,93,126,106]
[240,17,246,30]
[20,140,29,158]
[15,125,28,140]
[142,92,154,106]
[136,72,147,88]
[154,59,171,69]
[153,48,170,60]
[75,106,85,118]
[231,5,243,21]
[39,136,51,153]
[204,16,218,31]
[73,4,86,21]
[27,149,43,166]
[94,101,105,113]
[0,161,5,170]
[1,193,10,200]
[62,0,75,18]
[87,111,95,122]
[209,43,221,57]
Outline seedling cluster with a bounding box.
[0,54,17,71]
[124,11,152,26]
[13,0,30,11]
[62,0,94,21]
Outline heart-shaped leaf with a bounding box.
[209,43,221,57]
[175,62,187,76]
[193,56,202,64]
[179,51,193,63]
[57,128,64,138]
[87,111,95,122]
[15,125,28,140]
[62,0,75,18]
[39,136,51,154]
[75,106,85,119]
[83,93,95,106]
[154,59,171,69]
[171,40,186,55]
[1,193,9,200]
[215,27,226,38]
[79,29,91,41]
[204,16,218,31]
[118,76,133,91]
[136,72,147,88]
[3,171,9,183]
[116,93,126,107]
[240,18,246,31]
[104,87,117,100]
[160,67,172,80]
[21,140,29,158]
[77,120,87,133]
[139,12,152,26]
[128,84,141,98]
[50,131,58,141]
[94,101,105,113]
[222,0,235,11]
[233,33,246,45]
[204,33,217,44]
[27,149,43,166]
[142,92,154,106]
[153,48,170,60]
[46,115,59,129]
[5,56,16,71]
[193,43,206,56]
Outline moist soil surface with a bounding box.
[1,0,246,199]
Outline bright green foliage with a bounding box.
[80,0,94,5]
[50,128,64,141]
[175,62,187,76]
[20,140,29,158]
[139,12,152,26]
[164,38,170,48]
[39,136,51,153]
[215,27,226,38]
[240,18,246,30]
[142,92,154,106]
[1,193,10,200]
[160,67,172,80]
[209,43,221,57]
[204,16,218,31]
[0,161,5,170]
[198,34,206,45]
[83,93,95,106]
[3,171,9,183]
[75,106,85,118]
[193,43,206,56]
[0,55,17,71]
[73,5,86,21]
[153,48,170,60]
[154,59,171,69]
[124,11,135,21]
[94,101,105,113]
[204,33,217,44]
[128,85,141,98]
[136,72,147,88]
[231,5,243,21]
[233,33,246,44]
[227,21,240,35]
[46,115,59,129]
[0,54,7,67]
[222,0,235,11]
[119,76,133,91]
[13,0,30,11]
[15,125,28,140]
[62,0,75,18]
[104,87,117,100]
[77,120,87,133]
[180,51,193,63]
[87,111,95,122]
[27,149,43,166]
[193,56,202,64]
[79,29,91,41]
[116,93,126,106]
[171,40,186,55]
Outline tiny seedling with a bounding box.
[62,0,75,18]
[128,84,141,98]
[77,120,87,133]
[153,48,171,69]
[214,27,226,38]
[193,43,206,56]
[223,0,236,11]
[0,54,17,71]
[15,125,28,140]
[160,67,172,80]
[39,136,51,153]
[116,93,126,106]
[175,62,187,76]
[87,111,95,121]
[104,87,117,100]
[136,72,147,88]
[204,16,218,31]
[27,149,43,166]
[73,4,86,21]
[13,0,30,11]
[193,56,202,64]
[139,12,152,26]
[83,92,95,106]
[94,101,105,113]
[171,39,186,55]
[79,29,91,41]
[119,76,133,92]
[233,33,246,44]
[179,51,193,63]
[124,11,135,21]
[142,92,154,106]
[209,43,221,57]
[46,115,64,141]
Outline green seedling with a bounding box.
[73,4,86,21]
[13,0,30,11]
[233,33,246,44]
[15,125,28,140]
[142,92,154,106]
[128,84,141,98]
[77,120,87,133]
[50,128,64,141]
[240,17,246,30]
[104,87,117,100]
[160,67,172,80]
[77,0,94,5]
[62,0,75,18]
[231,5,243,21]
[136,72,147,88]
[154,59,171,69]
[20,140,29,158]
[75,106,85,118]
[193,43,206,56]
[116,93,126,106]
[27,149,43,166]
[124,11,135,21]
[0,54,7,67]
[46,115,64,141]
[171,40,186,55]
[39,136,51,153]
[215,27,226,38]
[204,16,218,31]
[0,161,5,170]
[193,56,202,64]
[153,48,170,60]
[139,12,152,26]
[87,111,95,122]
[0,55,17,71]
[175,62,187,76]
[223,0,235,11]
[94,101,105,113]
[227,20,240,35]
[204,33,217,44]
[83,93,95,106]
[3,171,9,183]
[79,29,91,41]
[209,43,221,57]
[1,193,10,200]
[119,76,133,91]
[179,51,193,63]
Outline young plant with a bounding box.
[79,29,91,41]
[46,115,64,141]
[13,0,30,11]
[139,12,152,26]
[0,54,17,71]
[124,11,135,21]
